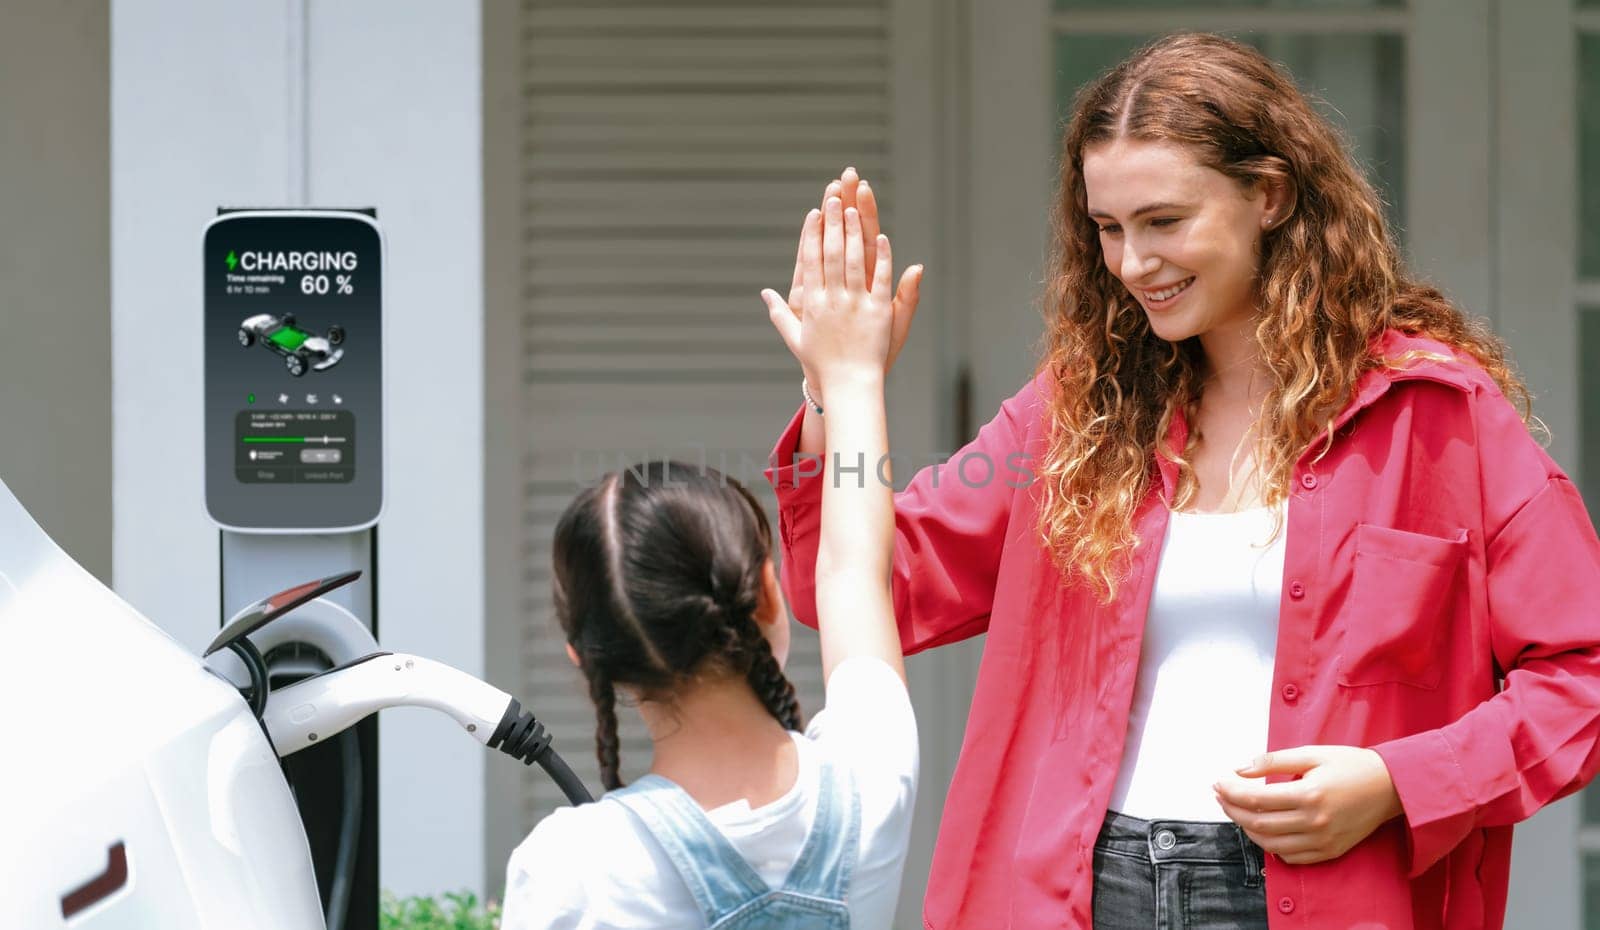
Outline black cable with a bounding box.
[538,750,593,806]
[260,642,361,930]
[325,729,362,930]
[228,638,270,719]
[488,698,594,804]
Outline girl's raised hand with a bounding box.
[777,170,923,377]
[763,196,907,390]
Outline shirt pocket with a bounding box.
[1337,522,1469,690]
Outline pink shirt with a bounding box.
[765,330,1600,929]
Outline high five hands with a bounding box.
[762,168,924,399]
[1214,745,1403,866]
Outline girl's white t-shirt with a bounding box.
[501,656,919,930]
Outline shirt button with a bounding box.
[1300,473,1318,490]
[1155,829,1176,850]
[1289,580,1306,599]
[1278,897,1296,914]
[1281,683,1300,703]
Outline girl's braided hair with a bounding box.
[551,461,802,791]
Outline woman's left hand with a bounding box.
[763,197,905,390]
[777,171,924,379]
[1213,745,1404,865]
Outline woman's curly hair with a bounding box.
[1037,32,1533,601]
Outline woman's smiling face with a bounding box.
[1083,138,1284,348]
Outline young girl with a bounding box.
[502,201,918,928]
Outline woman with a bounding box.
[759,32,1600,930]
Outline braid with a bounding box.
[552,461,800,800]
[589,670,624,791]
[733,617,802,731]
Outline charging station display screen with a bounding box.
[204,211,382,531]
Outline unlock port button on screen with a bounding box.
[234,410,356,483]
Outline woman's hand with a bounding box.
[763,196,905,391]
[1213,745,1404,866]
[776,169,923,384]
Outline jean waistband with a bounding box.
[1096,809,1261,869]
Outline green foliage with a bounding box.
[379,889,501,930]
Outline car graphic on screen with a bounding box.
[238,313,345,377]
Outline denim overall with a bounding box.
[607,761,861,929]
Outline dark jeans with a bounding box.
[1092,810,1269,930]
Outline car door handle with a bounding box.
[60,841,128,920]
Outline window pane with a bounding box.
[1582,308,1600,535]
[1055,0,1403,9]
[1054,32,1406,242]
[1585,853,1600,926]
[1578,35,1600,276]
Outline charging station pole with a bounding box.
[203,209,385,930]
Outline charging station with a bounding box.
[204,208,385,930]
[5,227,588,922]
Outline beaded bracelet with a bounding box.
[801,378,824,416]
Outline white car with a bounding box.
[238,313,345,377]
[0,479,589,928]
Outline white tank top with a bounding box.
[1107,505,1286,822]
